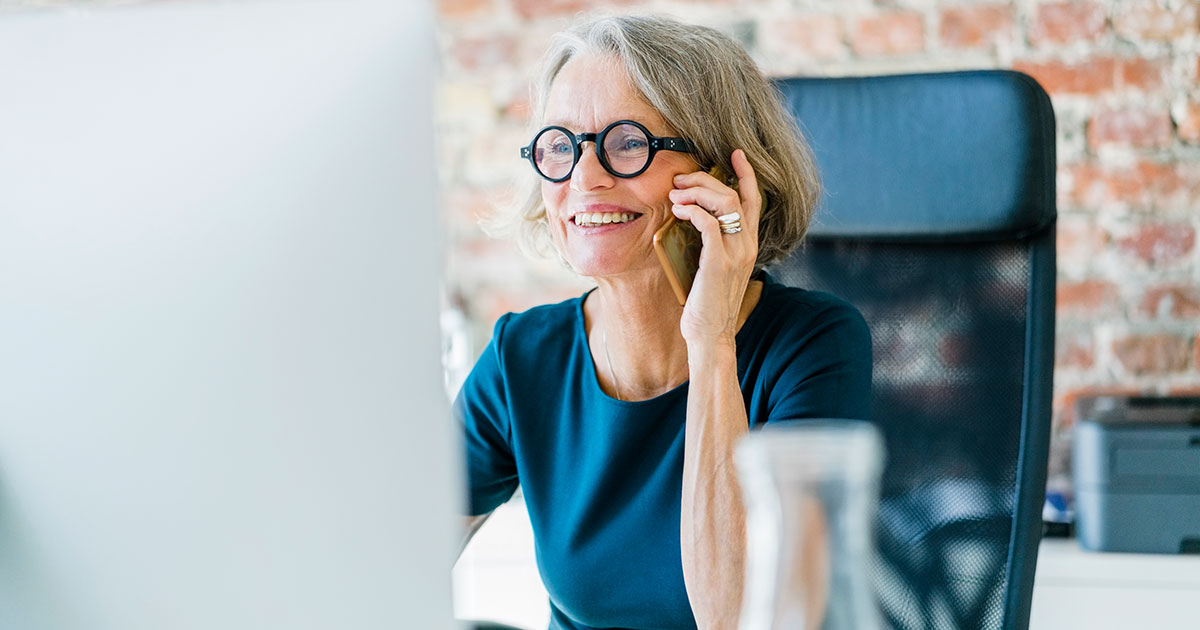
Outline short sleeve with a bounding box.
[765,300,873,423]
[453,315,519,516]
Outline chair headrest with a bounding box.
[776,71,1056,242]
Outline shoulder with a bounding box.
[741,273,873,422]
[458,293,586,420]
[747,273,870,349]
[760,278,860,318]
[490,293,586,355]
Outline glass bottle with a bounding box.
[734,421,885,630]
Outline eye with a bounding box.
[549,139,573,155]
[605,132,649,158]
[619,135,647,151]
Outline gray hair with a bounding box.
[506,14,820,268]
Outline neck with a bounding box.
[593,277,687,400]
[585,270,761,401]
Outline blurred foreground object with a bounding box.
[0,1,459,629]
[736,421,885,630]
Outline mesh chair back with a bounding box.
[770,71,1056,630]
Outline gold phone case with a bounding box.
[653,216,701,306]
[651,166,734,306]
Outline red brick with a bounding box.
[1062,163,1102,207]
[1117,57,1168,92]
[1065,161,1195,208]
[850,12,925,56]
[1145,162,1199,203]
[511,0,637,19]
[1012,57,1115,95]
[939,4,1014,49]
[1087,107,1174,150]
[1140,284,1200,319]
[1121,162,1176,202]
[477,283,587,326]
[444,188,504,225]
[1055,385,1145,428]
[1064,162,1139,206]
[1056,217,1108,259]
[1112,334,1192,375]
[762,15,845,61]
[1029,2,1107,46]
[1117,223,1196,266]
[451,35,519,72]
[1056,330,1095,369]
[1113,2,1199,42]
[1127,162,1184,205]
[459,233,522,260]
[1179,102,1200,144]
[1136,162,1197,207]
[437,0,492,19]
[502,89,532,123]
[1058,279,1119,312]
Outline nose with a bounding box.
[569,142,614,192]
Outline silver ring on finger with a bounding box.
[716,212,741,225]
[720,223,743,234]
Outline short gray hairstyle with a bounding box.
[507,14,820,268]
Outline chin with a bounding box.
[566,258,616,278]
[575,259,663,284]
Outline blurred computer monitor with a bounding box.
[0,1,460,628]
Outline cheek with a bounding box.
[541,183,568,245]
[541,181,565,217]
[636,177,677,212]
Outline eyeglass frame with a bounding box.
[519,119,698,183]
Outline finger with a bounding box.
[673,202,756,272]
[667,186,740,217]
[730,149,764,230]
[671,203,729,251]
[671,169,722,189]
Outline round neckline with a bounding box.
[574,274,774,405]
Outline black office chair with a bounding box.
[770,71,1056,630]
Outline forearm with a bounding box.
[680,340,749,630]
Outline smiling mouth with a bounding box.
[572,211,640,227]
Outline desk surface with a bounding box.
[1030,538,1200,630]
[1036,538,1200,585]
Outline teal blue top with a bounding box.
[455,272,872,630]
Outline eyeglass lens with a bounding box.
[533,123,651,180]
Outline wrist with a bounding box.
[687,336,737,370]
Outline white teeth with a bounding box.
[574,212,636,226]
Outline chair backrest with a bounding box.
[770,71,1056,630]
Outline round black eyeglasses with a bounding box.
[519,119,697,182]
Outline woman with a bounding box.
[456,14,871,630]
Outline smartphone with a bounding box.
[653,216,701,306]
[652,166,733,306]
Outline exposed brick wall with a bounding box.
[436,0,1200,486]
[3,0,1193,487]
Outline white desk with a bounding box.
[1030,538,1200,629]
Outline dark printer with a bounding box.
[1073,396,1200,554]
